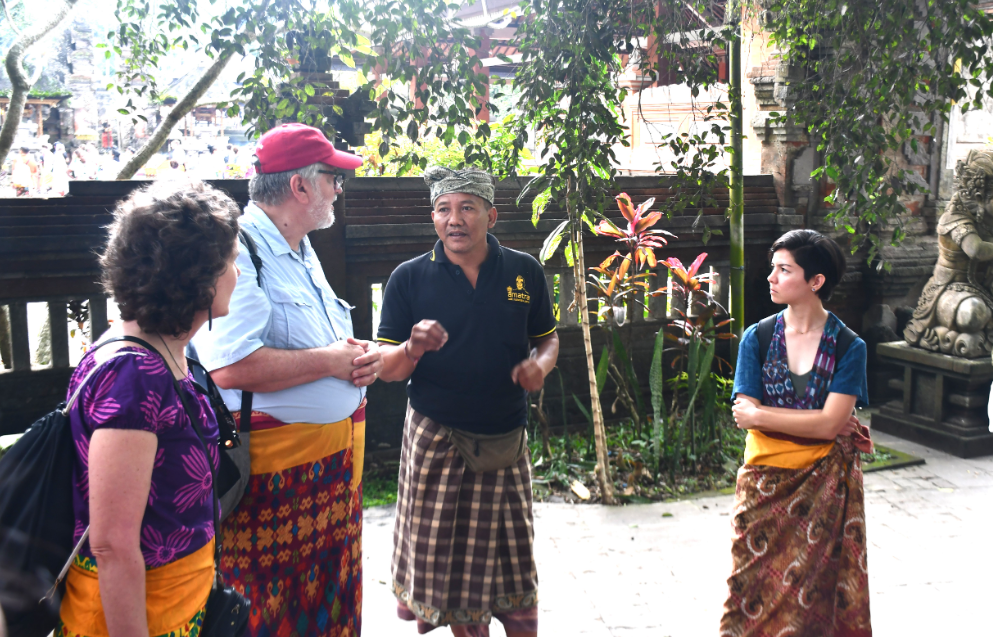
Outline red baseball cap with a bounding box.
[254,123,363,173]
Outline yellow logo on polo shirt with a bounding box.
[507,275,530,304]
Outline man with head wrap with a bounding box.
[377,166,560,636]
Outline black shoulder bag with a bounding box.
[168,347,250,637]
[0,338,139,637]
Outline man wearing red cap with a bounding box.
[192,123,380,637]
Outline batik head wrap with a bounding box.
[423,165,495,207]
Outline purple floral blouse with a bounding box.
[67,346,219,568]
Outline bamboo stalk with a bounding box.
[569,178,614,504]
[728,4,745,365]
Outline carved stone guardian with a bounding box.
[872,150,993,458]
[904,149,993,358]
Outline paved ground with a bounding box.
[362,429,993,636]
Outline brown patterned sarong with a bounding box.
[392,404,538,634]
[720,437,872,637]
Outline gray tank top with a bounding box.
[790,370,811,397]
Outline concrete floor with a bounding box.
[362,430,993,636]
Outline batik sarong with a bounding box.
[220,404,365,637]
[57,539,214,637]
[392,404,538,636]
[719,436,872,637]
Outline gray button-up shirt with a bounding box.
[192,202,364,424]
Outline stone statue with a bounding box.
[904,149,993,358]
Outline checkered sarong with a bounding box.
[391,404,538,628]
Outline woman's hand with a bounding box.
[732,398,763,430]
[837,413,861,437]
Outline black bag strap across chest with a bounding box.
[757,314,857,367]
[236,227,264,432]
[238,228,263,288]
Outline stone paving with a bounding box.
[362,429,993,636]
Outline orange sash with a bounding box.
[744,430,834,469]
[60,539,214,637]
[246,405,365,489]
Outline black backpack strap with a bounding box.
[756,314,857,366]
[238,228,263,288]
[97,335,158,351]
[835,324,857,365]
[757,315,778,366]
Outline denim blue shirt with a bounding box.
[191,202,364,424]
[732,312,869,408]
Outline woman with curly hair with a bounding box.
[56,179,241,637]
[720,229,873,637]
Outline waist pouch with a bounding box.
[440,425,528,473]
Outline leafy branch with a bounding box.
[763,0,993,267]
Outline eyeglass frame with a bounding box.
[316,169,345,189]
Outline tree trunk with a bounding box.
[116,51,234,180]
[569,180,615,504]
[0,0,78,163]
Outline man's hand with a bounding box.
[407,320,448,358]
[324,340,367,381]
[511,359,546,392]
[348,338,383,387]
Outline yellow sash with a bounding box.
[249,414,365,489]
[60,539,214,637]
[744,430,834,469]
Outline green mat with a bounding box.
[861,444,925,473]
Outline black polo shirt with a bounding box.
[377,233,557,434]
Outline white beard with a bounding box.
[309,187,336,230]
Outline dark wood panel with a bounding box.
[0,214,113,227]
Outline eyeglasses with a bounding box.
[317,169,345,189]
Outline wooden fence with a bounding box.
[0,175,797,446]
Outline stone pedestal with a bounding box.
[874,341,993,458]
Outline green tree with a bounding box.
[0,0,79,164]
[761,0,993,267]
[108,0,493,179]
[503,0,733,502]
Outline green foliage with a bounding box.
[649,325,667,469]
[762,0,993,266]
[528,409,745,502]
[360,0,493,174]
[356,119,531,177]
[505,0,735,252]
[0,89,69,98]
[658,252,736,476]
[362,464,399,508]
[106,0,494,157]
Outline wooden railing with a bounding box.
[0,175,795,445]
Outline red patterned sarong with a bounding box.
[720,436,872,637]
[220,405,365,637]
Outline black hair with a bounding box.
[769,229,847,301]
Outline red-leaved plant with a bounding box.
[589,193,675,325]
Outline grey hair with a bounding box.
[249,163,324,206]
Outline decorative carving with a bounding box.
[904,149,993,358]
